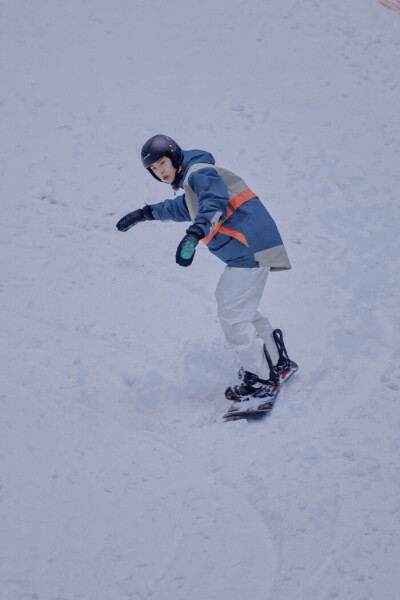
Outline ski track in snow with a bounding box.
[378,0,400,15]
[1,0,400,598]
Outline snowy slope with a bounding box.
[1,0,400,598]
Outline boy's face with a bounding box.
[150,155,177,184]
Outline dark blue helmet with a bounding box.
[141,134,184,181]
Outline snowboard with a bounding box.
[223,361,298,421]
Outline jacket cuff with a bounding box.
[143,205,155,221]
[186,224,204,239]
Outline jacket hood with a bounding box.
[172,149,215,189]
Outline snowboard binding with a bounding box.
[223,330,298,420]
[224,367,279,402]
[273,329,298,384]
[224,329,297,402]
[224,344,280,402]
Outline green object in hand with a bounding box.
[176,226,203,267]
[181,240,195,259]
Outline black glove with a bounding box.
[116,205,154,232]
[176,225,204,267]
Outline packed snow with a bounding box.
[1,0,399,598]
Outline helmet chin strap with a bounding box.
[147,167,162,182]
[172,165,185,190]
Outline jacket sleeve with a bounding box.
[149,194,191,222]
[187,167,230,236]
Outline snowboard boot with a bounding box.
[273,329,298,384]
[225,346,280,402]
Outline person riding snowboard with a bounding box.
[116,134,296,402]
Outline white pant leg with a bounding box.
[253,311,279,365]
[215,266,277,379]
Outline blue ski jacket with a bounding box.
[149,149,291,270]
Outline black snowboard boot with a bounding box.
[225,346,280,402]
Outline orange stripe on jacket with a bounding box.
[229,188,256,210]
[201,188,255,247]
[218,226,249,247]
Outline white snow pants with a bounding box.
[215,266,279,379]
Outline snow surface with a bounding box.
[1,0,400,598]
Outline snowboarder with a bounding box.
[116,134,296,403]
